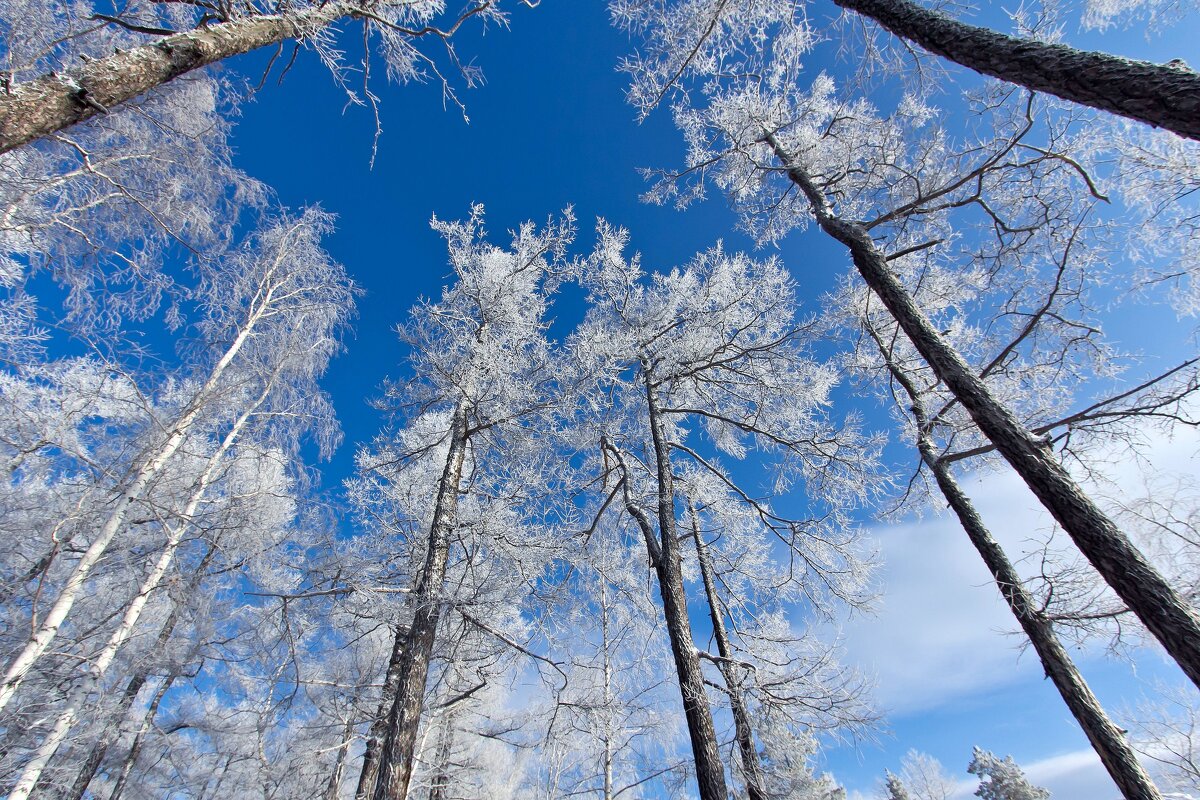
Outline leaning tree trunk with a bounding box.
[638,367,730,800]
[0,2,356,155]
[324,719,356,800]
[867,324,1163,800]
[59,543,218,800]
[371,405,469,800]
[9,390,265,800]
[688,504,767,800]
[768,133,1200,692]
[0,299,263,714]
[355,627,411,800]
[107,668,179,800]
[834,0,1200,141]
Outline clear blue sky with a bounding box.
[218,2,1199,796]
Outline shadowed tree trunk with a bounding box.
[0,3,357,156]
[688,502,766,800]
[834,0,1200,141]
[865,321,1163,800]
[355,626,410,800]
[371,405,469,800]
[601,364,730,800]
[767,131,1200,692]
[107,668,179,800]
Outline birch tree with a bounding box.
[0,208,352,716]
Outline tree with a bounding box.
[968,748,1050,800]
[0,0,536,155]
[573,226,877,799]
[613,7,1200,691]
[3,207,354,799]
[612,0,1200,140]
[352,207,574,800]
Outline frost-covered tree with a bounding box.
[968,748,1050,800]
[572,225,878,799]
[0,0,537,155]
[612,0,1200,141]
[613,5,1200,695]
[351,207,574,800]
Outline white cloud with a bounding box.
[838,422,1200,717]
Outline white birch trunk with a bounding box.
[7,383,266,800]
[0,268,278,712]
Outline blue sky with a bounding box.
[213,1,1199,796]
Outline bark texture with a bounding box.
[635,368,730,800]
[767,133,1200,691]
[835,0,1200,141]
[0,3,354,155]
[372,406,469,800]
[355,628,410,800]
[870,324,1163,800]
[689,506,766,800]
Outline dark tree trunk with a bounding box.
[642,370,730,800]
[688,504,766,800]
[108,670,178,800]
[355,628,410,800]
[0,3,354,155]
[766,133,1200,691]
[63,544,217,800]
[372,406,469,800]
[835,0,1200,141]
[869,325,1163,800]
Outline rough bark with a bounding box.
[0,3,355,155]
[766,133,1200,690]
[688,505,766,800]
[835,0,1200,141]
[641,369,730,800]
[372,405,469,800]
[868,324,1163,800]
[355,628,410,800]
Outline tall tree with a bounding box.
[612,0,1200,140]
[614,10,1200,689]
[573,226,878,799]
[353,207,573,800]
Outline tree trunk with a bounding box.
[834,0,1200,141]
[688,504,766,800]
[768,133,1200,691]
[59,541,217,800]
[9,388,264,800]
[371,405,469,800]
[427,710,456,800]
[867,322,1163,800]
[108,669,178,800]
[355,628,410,800]
[0,3,355,155]
[642,369,730,800]
[324,719,356,800]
